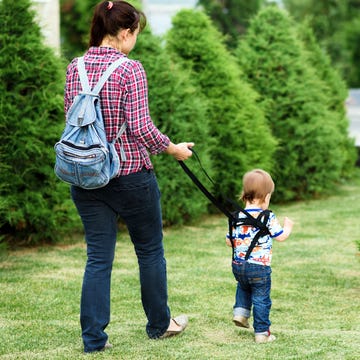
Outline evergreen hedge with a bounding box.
[0,0,79,246]
[236,6,350,201]
[283,0,360,87]
[60,0,99,60]
[131,28,211,225]
[297,21,356,178]
[166,9,277,201]
[197,0,266,50]
[1,1,356,246]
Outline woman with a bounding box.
[64,1,193,353]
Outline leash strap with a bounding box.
[178,158,234,220]
[178,150,271,261]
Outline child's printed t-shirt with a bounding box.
[227,208,283,266]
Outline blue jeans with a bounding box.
[232,261,272,334]
[71,169,170,352]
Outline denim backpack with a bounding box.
[54,56,127,189]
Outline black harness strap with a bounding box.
[178,150,271,261]
[244,209,271,260]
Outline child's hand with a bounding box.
[226,238,232,247]
[283,217,294,230]
[275,217,294,242]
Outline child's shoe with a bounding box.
[255,333,276,343]
[233,315,250,328]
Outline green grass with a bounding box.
[1,177,360,359]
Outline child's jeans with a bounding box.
[232,261,272,334]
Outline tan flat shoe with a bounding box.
[159,314,188,339]
[100,342,113,351]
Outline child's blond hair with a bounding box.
[240,169,275,204]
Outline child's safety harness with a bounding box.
[178,151,271,261]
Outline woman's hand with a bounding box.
[165,142,195,161]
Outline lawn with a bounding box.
[0,177,359,359]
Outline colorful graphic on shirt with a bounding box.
[227,208,283,266]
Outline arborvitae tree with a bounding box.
[166,9,276,202]
[284,0,360,87]
[60,0,98,60]
[130,28,211,225]
[0,0,79,245]
[236,6,346,201]
[343,17,360,88]
[197,0,266,49]
[297,21,356,179]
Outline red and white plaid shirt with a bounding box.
[64,47,170,176]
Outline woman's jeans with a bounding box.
[71,169,170,352]
[232,261,272,334]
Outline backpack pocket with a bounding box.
[54,141,110,189]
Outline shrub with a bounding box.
[197,0,266,49]
[0,0,79,246]
[166,9,276,201]
[131,28,211,225]
[60,0,98,60]
[283,0,360,87]
[297,20,357,179]
[236,6,346,201]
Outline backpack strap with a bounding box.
[93,57,129,94]
[111,122,127,161]
[77,56,128,94]
[77,56,91,93]
[77,56,129,150]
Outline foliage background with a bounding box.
[0,0,80,246]
[60,0,99,60]
[198,0,360,88]
[130,28,212,224]
[0,0,357,246]
[196,0,266,49]
[236,6,355,201]
[166,9,277,200]
[283,0,360,87]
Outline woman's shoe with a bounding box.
[102,342,113,350]
[84,341,113,354]
[159,314,188,339]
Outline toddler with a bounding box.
[226,169,293,343]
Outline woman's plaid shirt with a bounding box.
[64,47,170,176]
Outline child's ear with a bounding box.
[265,193,271,203]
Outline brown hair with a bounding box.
[89,1,147,47]
[240,169,275,203]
